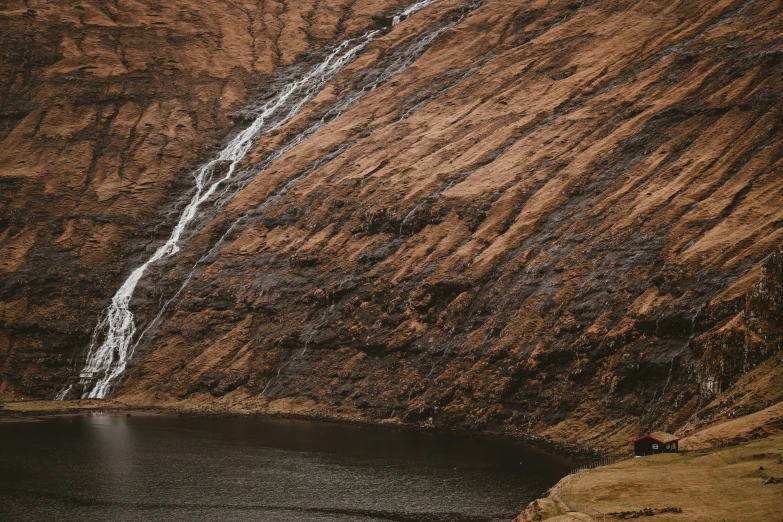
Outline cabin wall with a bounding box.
[634,438,678,456]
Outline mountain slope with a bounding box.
[0,0,416,395]
[2,0,782,449]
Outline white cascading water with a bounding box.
[54,385,73,401]
[75,35,376,399]
[66,1,441,400]
[393,0,435,25]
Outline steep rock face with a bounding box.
[0,0,414,396]
[3,0,783,449]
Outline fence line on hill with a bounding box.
[569,455,625,474]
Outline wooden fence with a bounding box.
[569,455,624,474]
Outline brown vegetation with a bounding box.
[518,434,783,522]
[1,0,782,454]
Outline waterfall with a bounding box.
[60,0,466,400]
[72,32,380,400]
[393,0,435,25]
[54,385,73,401]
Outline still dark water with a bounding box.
[0,414,570,522]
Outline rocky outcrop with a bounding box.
[697,250,783,399]
[2,0,783,450]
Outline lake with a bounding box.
[0,414,570,522]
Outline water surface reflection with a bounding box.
[0,414,570,522]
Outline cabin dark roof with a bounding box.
[632,431,679,444]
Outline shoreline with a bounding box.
[0,399,587,465]
[517,432,783,522]
[5,398,781,461]
[5,399,782,522]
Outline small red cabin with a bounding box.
[633,431,679,456]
